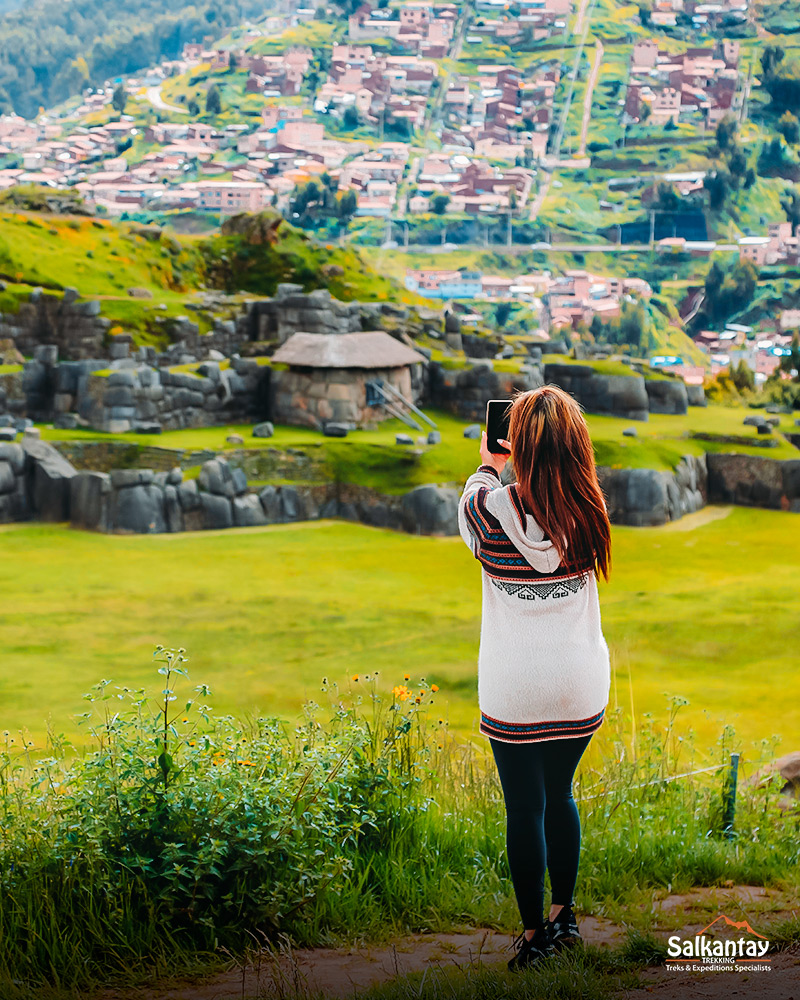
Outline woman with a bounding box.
[457,384,612,972]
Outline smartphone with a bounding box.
[486,399,512,454]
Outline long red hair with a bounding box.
[506,385,611,582]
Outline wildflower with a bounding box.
[392,685,411,701]
[431,685,439,692]
[415,697,421,704]
[352,674,359,682]
[438,719,444,725]
[419,690,425,697]
[404,674,410,680]
[182,718,188,723]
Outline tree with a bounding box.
[757,136,797,178]
[782,189,800,233]
[763,57,800,114]
[727,145,748,186]
[652,182,681,213]
[730,358,755,393]
[342,105,359,130]
[715,114,737,151]
[703,169,730,210]
[431,193,450,215]
[338,189,357,222]
[495,302,512,327]
[761,44,785,81]
[187,99,200,116]
[112,83,127,114]
[205,84,222,115]
[702,258,758,325]
[778,111,800,144]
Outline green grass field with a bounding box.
[1,505,796,758]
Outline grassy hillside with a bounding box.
[0,202,424,347]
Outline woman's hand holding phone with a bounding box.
[480,431,512,476]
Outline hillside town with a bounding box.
[0,0,798,394]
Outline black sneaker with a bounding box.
[507,926,554,971]
[545,905,582,951]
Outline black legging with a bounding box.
[489,733,592,930]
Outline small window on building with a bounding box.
[365,379,384,407]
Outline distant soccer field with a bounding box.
[0,505,796,757]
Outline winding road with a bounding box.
[577,40,604,157]
[145,84,189,116]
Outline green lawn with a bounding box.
[0,505,796,758]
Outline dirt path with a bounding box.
[578,40,604,157]
[98,919,627,1000]
[96,886,798,1000]
[659,504,733,532]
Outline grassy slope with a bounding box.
[0,207,423,345]
[0,505,796,755]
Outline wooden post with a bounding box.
[722,752,740,839]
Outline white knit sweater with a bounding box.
[458,464,610,744]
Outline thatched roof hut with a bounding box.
[270,331,427,430]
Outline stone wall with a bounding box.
[67,457,459,536]
[0,288,110,360]
[271,364,418,430]
[426,361,545,421]
[707,453,800,511]
[0,435,78,524]
[543,363,650,421]
[76,359,270,433]
[0,442,29,523]
[598,454,707,526]
[644,378,689,415]
[241,285,363,345]
[5,441,800,537]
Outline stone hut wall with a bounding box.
[271,364,417,429]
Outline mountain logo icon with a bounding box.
[696,914,768,940]
[667,913,771,965]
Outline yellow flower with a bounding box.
[403,674,410,680]
[352,674,359,681]
[431,684,439,692]
[392,685,411,701]
[415,697,421,704]
[419,689,426,697]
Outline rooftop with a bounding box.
[271,332,427,369]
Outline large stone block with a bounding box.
[110,469,155,488]
[400,485,459,535]
[259,485,281,521]
[164,484,184,533]
[0,444,25,475]
[200,492,233,529]
[233,493,268,526]
[645,379,688,415]
[70,472,112,531]
[198,458,235,497]
[177,479,201,511]
[0,461,15,495]
[110,483,167,533]
[22,437,77,521]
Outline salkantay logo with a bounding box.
[666,915,772,973]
